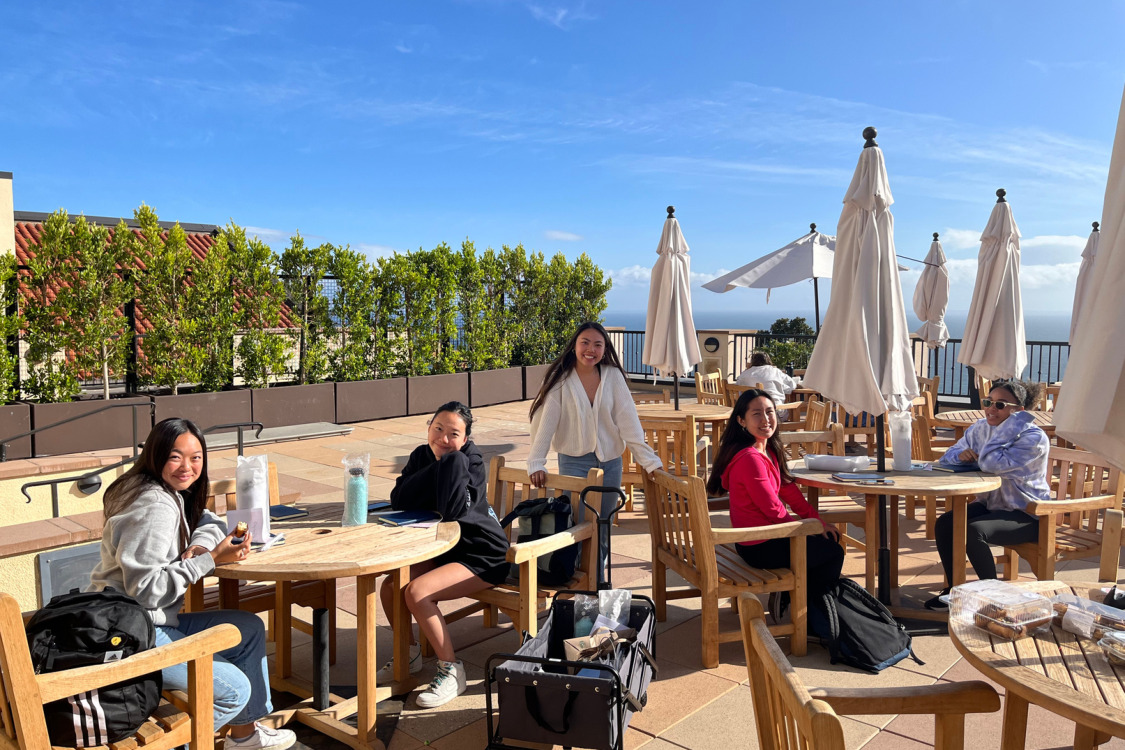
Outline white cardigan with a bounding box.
[528,367,662,476]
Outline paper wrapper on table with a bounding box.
[1050,594,1125,641]
[803,454,869,472]
[236,454,270,538]
[951,580,1052,641]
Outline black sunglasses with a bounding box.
[981,398,1017,410]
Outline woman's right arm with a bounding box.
[528,387,562,482]
[937,422,980,466]
[111,503,216,612]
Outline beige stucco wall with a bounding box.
[0,466,127,610]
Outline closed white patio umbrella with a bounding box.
[802,127,919,603]
[957,190,1027,382]
[702,223,835,332]
[642,206,701,409]
[912,232,950,349]
[1069,221,1100,345]
[1056,86,1125,469]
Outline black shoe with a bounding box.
[924,588,951,611]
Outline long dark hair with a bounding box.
[103,418,210,540]
[529,321,627,419]
[706,389,790,495]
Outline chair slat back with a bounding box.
[631,389,670,405]
[917,374,940,399]
[911,415,938,462]
[780,424,845,461]
[487,456,604,536]
[0,594,50,749]
[738,594,846,750]
[724,383,757,407]
[695,370,727,406]
[1049,447,1125,534]
[1044,384,1062,412]
[804,400,829,432]
[641,415,700,477]
[643,469,715,577]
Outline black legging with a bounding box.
[736,534,844,597]
[934,502,1038,585]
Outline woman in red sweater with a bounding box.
[706,389,844,602]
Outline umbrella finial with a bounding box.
[810,222,817,234]
[863,126,878,148]
[996,188,1007,203]
[666,205,675,219]
[933,232,940,241]
[1093,221,1101,232]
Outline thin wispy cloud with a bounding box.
[545,230,583,241]
[526,1,595,29]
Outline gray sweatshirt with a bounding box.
[88,482,227,627]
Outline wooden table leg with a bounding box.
[275,581,293,679]
[393,567,413,683]
[890,495,900,589]
[865,493,878,594]
[999,692,1029,750]
[951,495,969,586]
[356,572,378,748]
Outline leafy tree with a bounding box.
[279,232,332,384]
[191,227,237,392]
[327,245,375,382]
[758,316,817,370]
[0,254,23,403]
[66,219,136,399]
[478,246,515,368]
[228,225,291,388]
[21,210,81,402]
[508,247,554,366]
[135,205,204,395]
[458,241,508,371]
[769,317,815,337]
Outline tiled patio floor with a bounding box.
[204,399,1125,749]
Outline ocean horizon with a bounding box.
[605,309,1072,343]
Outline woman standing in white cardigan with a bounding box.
[528,322,663,533]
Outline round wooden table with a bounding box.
[636,402,732,461]
[215,507,459,750]
[935,410,1055,439]
[791,467,1001,606]
[950,580,1125,749]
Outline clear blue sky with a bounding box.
[3,1,1123,323]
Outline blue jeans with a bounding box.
[157,609,272,729]
[558,452,623,578]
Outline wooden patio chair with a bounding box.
[917,373,940,404]
[444,456,603,637]
[738,593,1000,750]
[901,414,952,540]
[1000,447,1125,582]
[778,398,828,433]
[1043,384,1062,412]
[724,381,759,407]
[631,389,670,405]
[643,469,820,668]
[694,369,727,406]
[621,413,707,517]
[0,592,239,750]
[725,382,803,422]
[782,424,869,559]
[187,464,338,662]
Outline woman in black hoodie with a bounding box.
[377,401,509,708]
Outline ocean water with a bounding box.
[605,309,1072,342]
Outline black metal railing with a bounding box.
[203,422,264,457]
[21,453,140,518]
[609,330,698,380]
[0,401,156,462]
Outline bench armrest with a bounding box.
[811,681,1000,716]
[1025,494,1119,516]
[37,623,241,704]
[507,520,596,564]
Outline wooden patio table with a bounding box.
[934,409,1055,440]
[790,466,1000,614]
[635,402,733,463]
[213,504,459,750]
[950,580,1125,749]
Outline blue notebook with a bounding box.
[372,509,442,527]
[931,462,981,473]
[830,473,894,485]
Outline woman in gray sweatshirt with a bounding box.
[88,418,295,750]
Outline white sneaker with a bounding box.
[224,724,297,750]
[415,659,467,708]
[376,643,423,682]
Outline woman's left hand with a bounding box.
[181,545,209,561]
[819,520,840,542]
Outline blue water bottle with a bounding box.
[343,466,368,527]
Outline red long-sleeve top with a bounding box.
[722,446,820,546]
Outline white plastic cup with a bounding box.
[890,411,913,471]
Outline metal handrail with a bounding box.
[203,422,264,457]
[0,401,156,462]
[21,451,141,518]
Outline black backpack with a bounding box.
[26,588,162,747]
[500,495,580,586]
[809,578,922,673]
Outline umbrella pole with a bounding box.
[813,277,821,333]
[673,373,680,410]
[875,413,891,605]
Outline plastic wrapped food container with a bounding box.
[1051,594,1125,640]
[1099,631,1125,667]
[950,580,1053,641]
